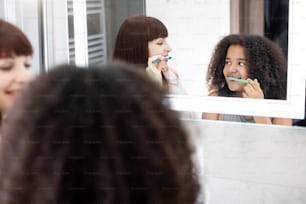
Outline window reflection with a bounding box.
[264,0,289,58]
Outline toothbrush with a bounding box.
[152,56,172,64]
[228,77,260,85]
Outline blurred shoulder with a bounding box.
[208,90,218,96]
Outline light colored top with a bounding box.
[219,114,255,123]
[146,66,198,119]
[146,66,186,94]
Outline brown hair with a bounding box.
[0,63,200,204]
[0,19,33,57]
[113,15,168,69]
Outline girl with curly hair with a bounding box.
[202,34,291,125]
[0,63,200,204]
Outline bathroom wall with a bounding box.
[184,119,306,204]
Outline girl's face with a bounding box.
[223,45,249,94]
[0,55,33,112]
[148,37,172,57]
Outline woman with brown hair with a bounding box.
[0,19,34,125]
[113,15,184,94]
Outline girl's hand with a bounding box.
[242,79,264,99]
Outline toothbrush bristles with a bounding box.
[228,77,237,81]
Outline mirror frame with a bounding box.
[147,0,306,119]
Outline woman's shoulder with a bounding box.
[166,67,179,78]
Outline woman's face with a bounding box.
[0,55,33,112]
[148,37,172,57]
[223,45,249,93]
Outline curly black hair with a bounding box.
[0,63,200,204]
[206,34,287,99]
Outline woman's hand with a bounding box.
[242,78,264,99]
[146,55,168,86]
[147,55,168,73]
[146,55,170,86]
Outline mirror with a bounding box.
[147,0,306,119]
[1,0,305,119]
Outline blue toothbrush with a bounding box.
[152,56,172,64]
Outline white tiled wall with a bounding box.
[146,0,230,95]
[184,119,306,204]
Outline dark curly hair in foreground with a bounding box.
[0,63,200,204]
[206,34,287,99]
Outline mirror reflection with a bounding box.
[147,0,289,96]
[1,0,305,120]
[147,0,305,120]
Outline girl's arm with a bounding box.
[253,116,292,125]
[244,80,292,125]
[202,91,220,120]
[272,117,292,125]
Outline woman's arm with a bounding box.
[202,112,219,120]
